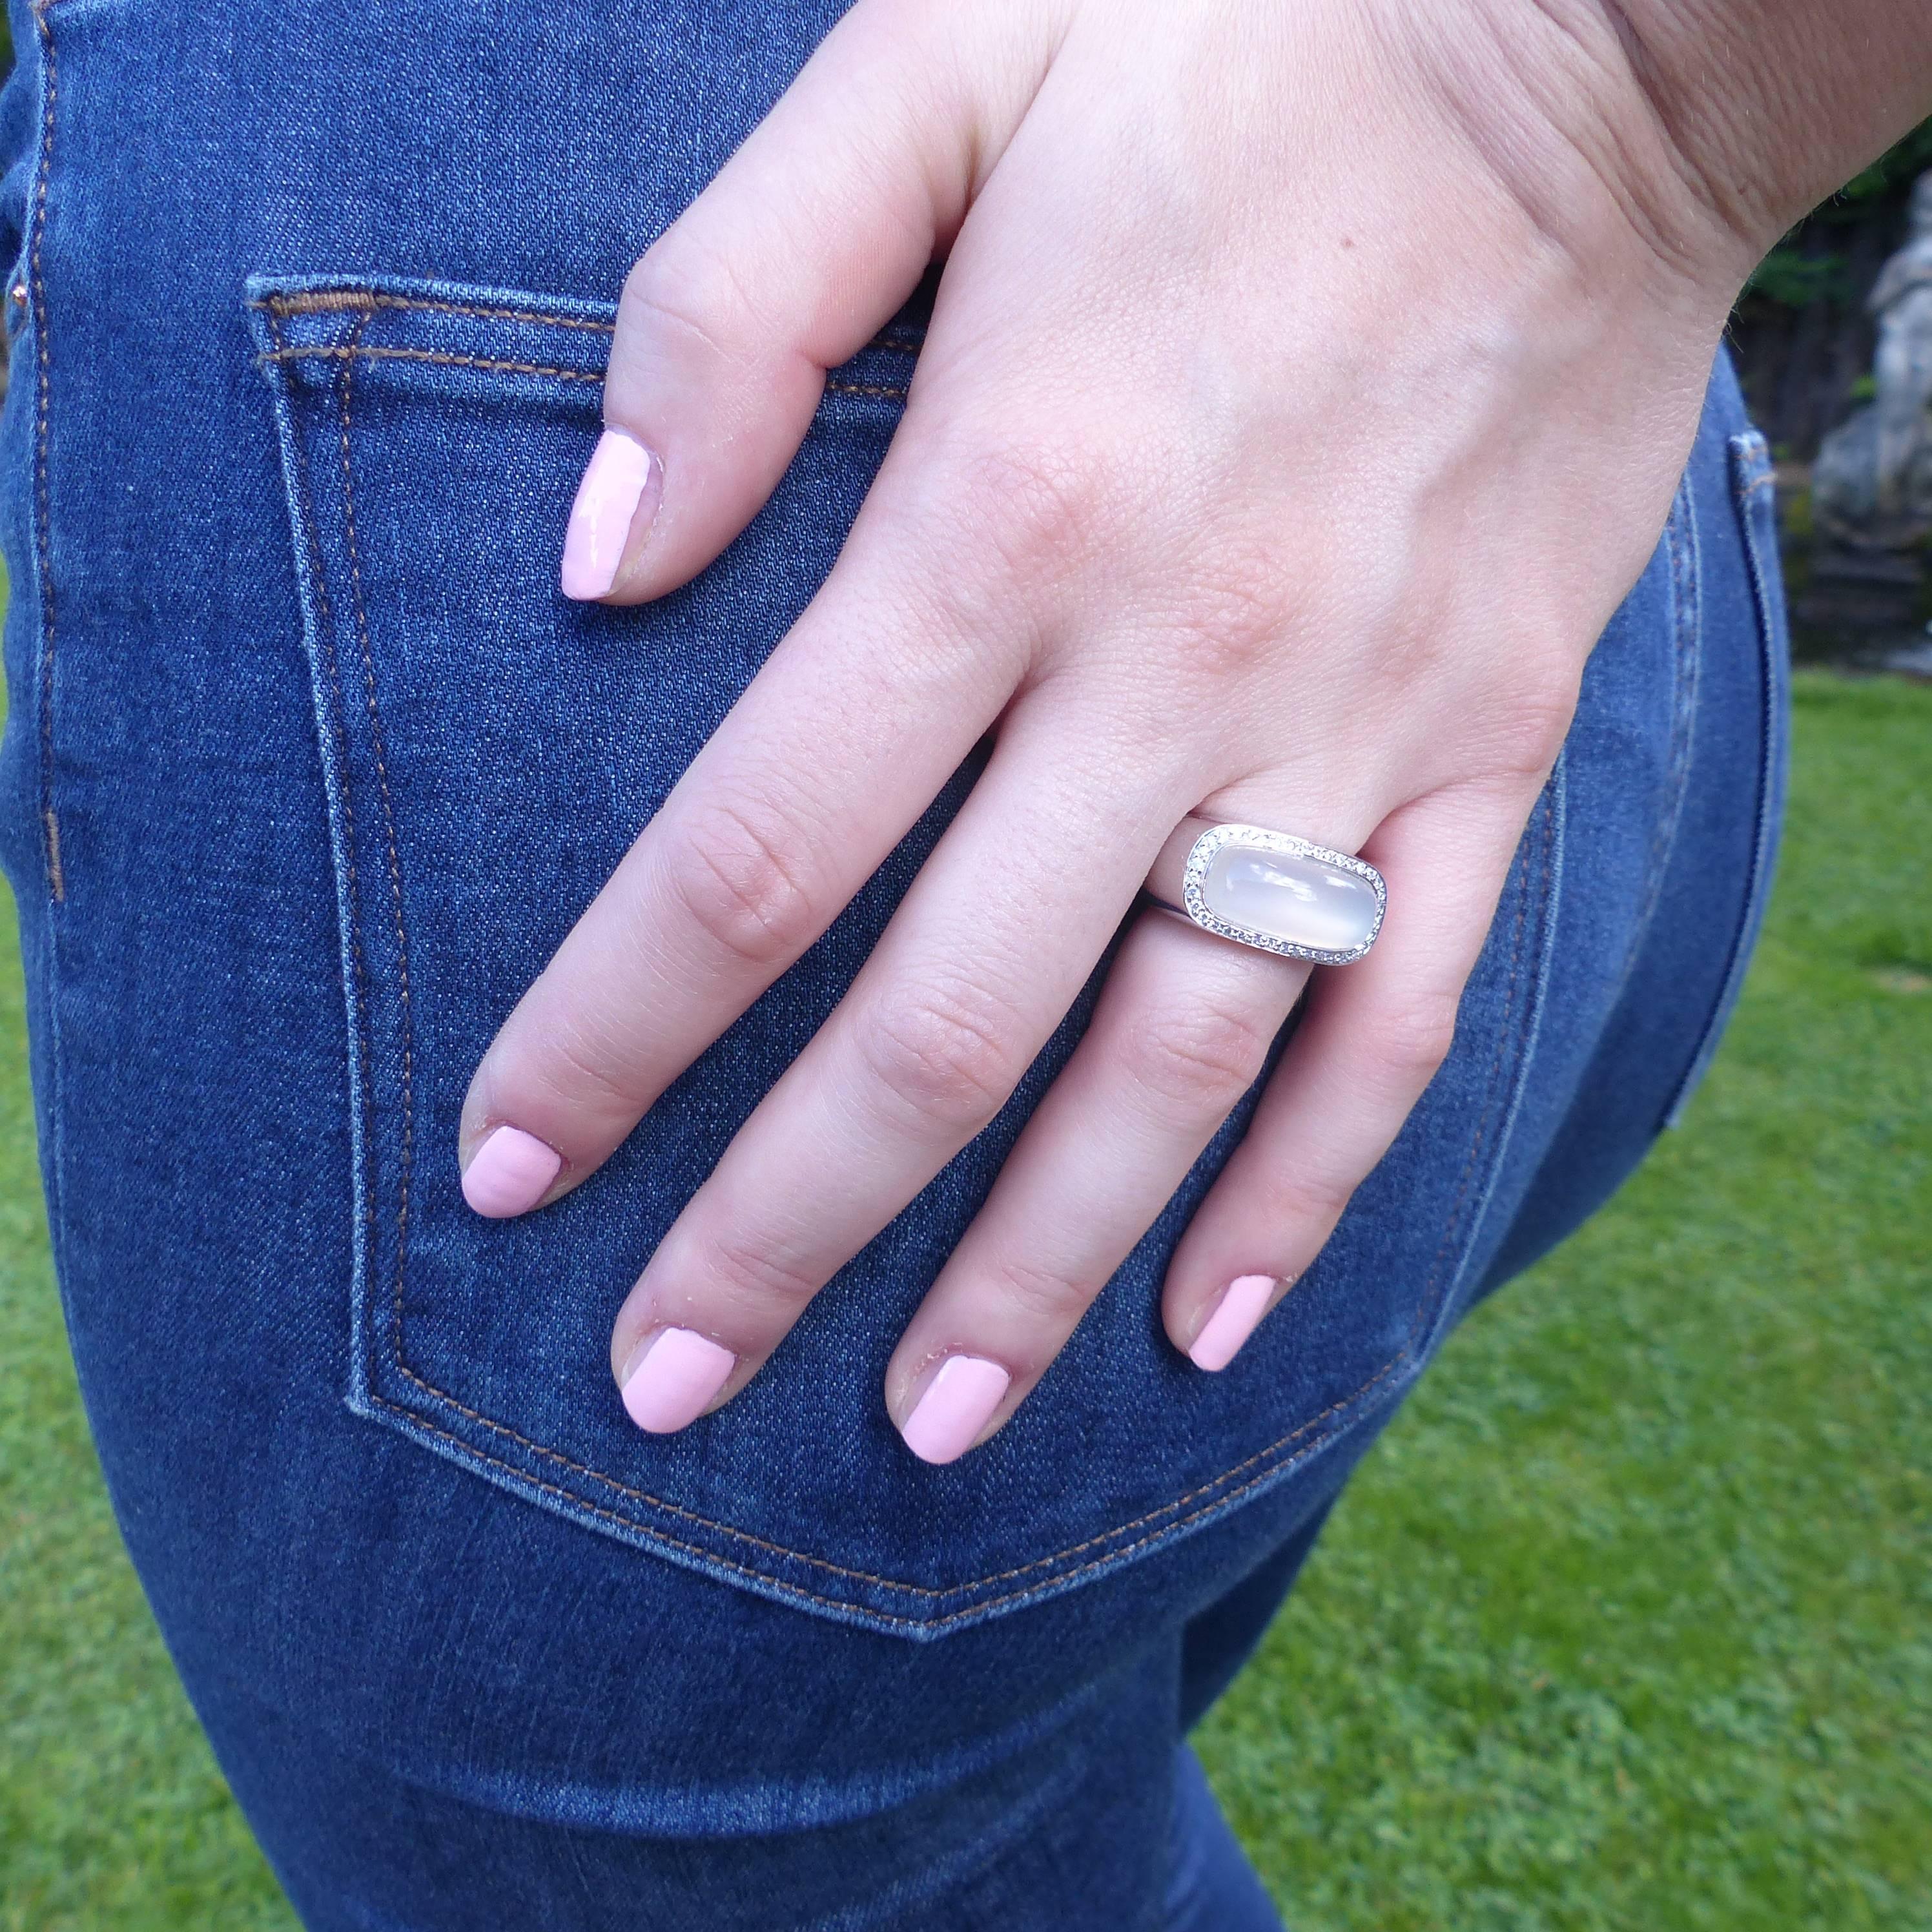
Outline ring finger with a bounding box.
[881,905,1310,1462]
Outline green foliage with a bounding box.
[1840,119,1932,204]
[1,673,1929,1927]
[1747,249,1853,309]
[1747,119,1932,311]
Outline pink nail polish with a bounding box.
[461,1124,563,1218]
[1188,1275,1279,1372]
[620,1327,735,1434]
[560,428,660,599]
[901,1355,1011,1466]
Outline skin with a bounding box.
[458,0,1932,1458]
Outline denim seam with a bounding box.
[331,312,428,1404]
[253,290,620,332]
[307,314,1547,1619]
[1441,763,1564,1340]
[1598,473,1701,1019]
[267,303,388,1397]
[1661,429,1784,1127]
[358,792,1550,1627]
[21,0,70,1282]
[260,340,911,403]
[28,0,63,901]
[1641,475,1701,938]
[1414,783,1547,1319]
[262,344,604,382]
[251,288,926,358]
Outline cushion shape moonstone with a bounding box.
[1199,843,1380,954]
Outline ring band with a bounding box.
[1145,818,1386,965]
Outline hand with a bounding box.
[458,0,1756,1460]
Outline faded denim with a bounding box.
[0,3,1787,1926]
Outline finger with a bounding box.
[459,537,1022,1216]
[604,723,1184,1432]
[883,908,1308,1463]
[561,0,1049,604]
[1161,783,1545,1370]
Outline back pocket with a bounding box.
[251,272,1562,1640]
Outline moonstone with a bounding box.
[1200,843,1381,954]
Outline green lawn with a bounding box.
[3,675,1929,1930]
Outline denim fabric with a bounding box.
[0,3,1787,1927]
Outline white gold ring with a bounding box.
[1145,818,1386,965]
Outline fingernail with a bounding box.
[461,1124,563,1218]
[560,428,660,599]
[1188,1274,1279,1372]
[620,1327,736,1434]
[901,1355,1011,1466]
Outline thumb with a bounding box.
[562,1,1047,604]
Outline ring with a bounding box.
[1145,817,1386,965]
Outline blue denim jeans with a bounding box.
[0,3,1788,1927]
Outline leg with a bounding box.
[0,5,1784,1926]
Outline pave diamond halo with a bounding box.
[1153,821,1386,965]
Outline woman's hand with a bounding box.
[457,0,1769,1459]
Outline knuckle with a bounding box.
[1371,987,1463,1087]
[947,431,1140,581]
[984,1252,1098,1331]
[522,1009,652,1121]
[703,1229,822,1311]
[1166,532,1290,683]
[661,799,822,972]
[859,978,1023,1134]
[619,230,767,365]
[1264,1162,1357,1233]
[1491,666,1582,778]
[1120,999,1273,1120]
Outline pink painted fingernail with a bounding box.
[1188,1274,1279,1372]
[620,1327,736,1434]
[560,428,660,599]
[461,1124,563,1218]
[901,1355,1011,1465]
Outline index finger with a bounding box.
[457,524,1022,1216]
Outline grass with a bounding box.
[2,673,1929,1929]
[1200,672,1932,1929]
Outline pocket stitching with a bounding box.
[259,339,909,403]
[249,285,921,397]
[269,302,391,1316]
[362,792,1554,1625]
[330,311,434,1434]
[287,286,1554,1619]
[261,342,606,383]
[253,289,621,332]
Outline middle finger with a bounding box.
[885,905,1308,1462]
[605,717,1184,1432]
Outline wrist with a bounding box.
[1388,0,1931,317]
[1603,0,1932,256]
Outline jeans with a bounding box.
[0,3,1788,1926]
